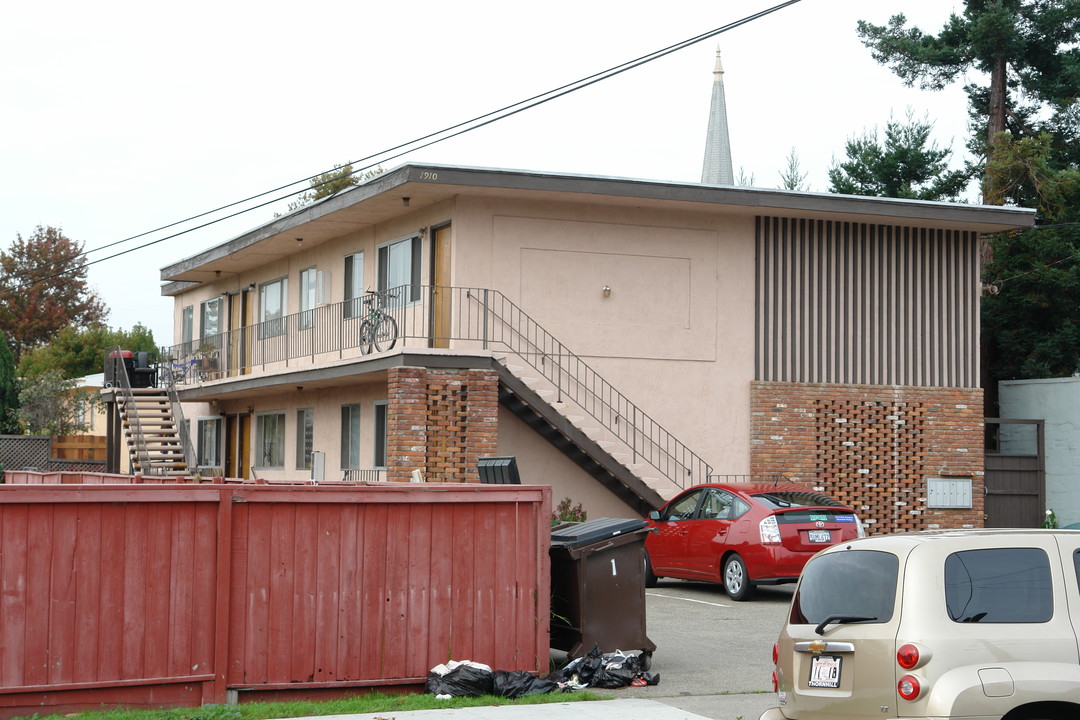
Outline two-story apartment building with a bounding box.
[158,163,1034,533]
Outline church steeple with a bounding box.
[701,48,734,185]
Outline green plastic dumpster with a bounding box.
[549,517,656,668]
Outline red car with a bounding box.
[643,482,865,601]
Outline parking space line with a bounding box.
[646,592,730,608]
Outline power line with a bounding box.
[19,0,802,286]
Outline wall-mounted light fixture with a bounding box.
[603,285,612,297]
[296,237,303,246]
[402,196,410,208]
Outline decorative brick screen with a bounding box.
[750,382,985,534]
[386,367,499,484]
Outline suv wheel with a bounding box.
[723,553,754,601]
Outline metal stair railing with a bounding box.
[159,355,195,472]
[463,288,713,492]
[105,347,152,475]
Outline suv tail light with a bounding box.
[896,642,931,669]
[772,642,779,665]
[759,515,781,544]
[897,644,919,669]
[898,674,923,701]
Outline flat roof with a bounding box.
[161,163,1037,290]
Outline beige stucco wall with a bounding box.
[450,196,756,474]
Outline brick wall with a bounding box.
[386,367,499,483]
[750,382,985,534]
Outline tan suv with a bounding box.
[762,529,1080,720]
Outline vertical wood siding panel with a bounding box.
[405,504,432,678]
[1,505,28,687]
[337,503,360,680]
[315,502,343,681]
[427,503,454,667]
[47,504,77,685]
[168,503,195,678]
[73,504,102,683]
[359,504,387,679]
[121,506,147,680]
[266,504,296,682]
[244,504,272,684]
[826,221,837,383]
[472,503,497,664]
[289,504,318,683]
[755,217,764,381]
[144,504,172,678]
[490,503,515,669]
[451,504,476,661]
[227,502,250,684]
[97,504,125,681]
[191,503,218,677]
[382,504,409,677]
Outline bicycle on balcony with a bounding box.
[359,289,399,354]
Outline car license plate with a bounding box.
[808,655,842,688]
[808,529,831,543]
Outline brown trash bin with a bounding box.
[549,517,656,669]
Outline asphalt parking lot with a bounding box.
[612,579,794,720]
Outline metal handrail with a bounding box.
[159,358,196,471]
[161,285,713,491]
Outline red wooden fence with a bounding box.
[0,478,551,718]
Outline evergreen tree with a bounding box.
[857,1,1080,203]
[828,112,974,200]
[18,323,156,379]
[0,334,19,434]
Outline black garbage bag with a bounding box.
[425,661,495,697]
[493,669,560,698]
[552,646,660,689]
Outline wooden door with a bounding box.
[431,224,451,348]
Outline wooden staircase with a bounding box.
[117,388,189,475]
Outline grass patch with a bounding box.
[13,689,608,720]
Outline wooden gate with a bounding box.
[984,418,1045,528]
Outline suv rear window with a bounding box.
[945,548,1052,623]
[790,550,898,625]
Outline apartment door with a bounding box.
[431,223,452,348]
[225,413,252,479]
[227,286,253,376]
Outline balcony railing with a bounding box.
[162,285,713,492]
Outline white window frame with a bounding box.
[373,401,388,468]
[181,306,194,354]
[197,417,222,468]
[259,277,288,339]
[296,407,313,470]
[201,297,223,345]
[377,235,421,304]
[340,403,361,470]
[299,267,317,330]
[344,251,365,319]
[255,411,285,469]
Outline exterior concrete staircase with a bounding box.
[116,388,189,476]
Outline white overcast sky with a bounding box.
[1,0,975,347]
